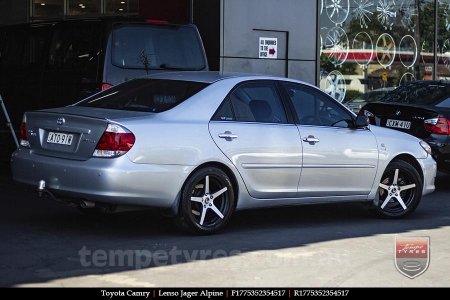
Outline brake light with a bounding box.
[424,117,450,135]
[93,124,135,158]
[19,115,30,148]
[101,83,113,91]
[145,19,169,24]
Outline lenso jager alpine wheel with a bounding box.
[176,167,235,234]
[373,160,423,218]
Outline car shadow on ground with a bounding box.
[1,160,449,286]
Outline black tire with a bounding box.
[175,167,235,234]
[371,160,423,218]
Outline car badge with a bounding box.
[57,117,66,126]
[395,110,402,116]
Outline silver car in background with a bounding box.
[11,72,437,234]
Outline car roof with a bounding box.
[405,80,450,86]
[144,71,310,85]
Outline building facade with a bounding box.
[0,0,448,101]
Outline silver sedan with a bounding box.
[11,72,437,234]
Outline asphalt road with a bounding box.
[0,161,449,287]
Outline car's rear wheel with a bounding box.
[175,167,235,234]
[372,160,423,218]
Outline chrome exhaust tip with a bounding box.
[37,180,46,197]
[38,180,46,191]
[80,200,95,209]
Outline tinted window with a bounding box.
[212,98,234,121]
[78,79,208,112]
[0,29,26,67]
[381,83,450,105]
[216,82,287,123]
[0,25,51,69]
[47,23,101,78]
[112,25,206,70]
[437,97,450,108]
[26,26,50,67]
[284,84,353,128]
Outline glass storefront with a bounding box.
[68,0,101,16]
[105,0,139,14]
[32,0,64,19]
[31,0,139,20]
[319,0,450,102]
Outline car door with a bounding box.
[209,81,302,199]
[281,83,378,197]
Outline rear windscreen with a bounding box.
[77,79,209,112]
[112,24,206,71]
[381,84,450,106]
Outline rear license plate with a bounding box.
[47,132,74,146]
[386,119,411,130]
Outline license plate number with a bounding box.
[47,132,74,145]
[386,119,411,130]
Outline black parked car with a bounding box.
[344,87,396,113]
[360,81,450,172]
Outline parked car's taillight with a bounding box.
[424,117,450,135]
[101,83,113,91]
[19,115,30,148]
[93,124,135,158]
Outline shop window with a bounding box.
[68,0,101,16]
[318,0,441,102]
[105,0,139,14]
[32,0,64,19]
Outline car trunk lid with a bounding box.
[362,102,440,139]
[25,106,150,161]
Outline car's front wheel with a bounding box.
[175,167,235,234]
[372,160,423,218]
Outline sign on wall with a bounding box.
[259,37,278,59]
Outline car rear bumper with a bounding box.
[418,155,437,196]
[10,148,193,208]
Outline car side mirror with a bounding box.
[355,115,369,128]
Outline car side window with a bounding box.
[212,82,288,123]
[212,98,235,121]
[284,83,354,128]
[437,97,450,108]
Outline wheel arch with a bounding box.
[164,161,240,217]
[390,153,424,184]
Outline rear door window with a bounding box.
[78,79,208,112]
[111,24,206,71]
[213,82,288,124]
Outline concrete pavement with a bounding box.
[0,161,449,287]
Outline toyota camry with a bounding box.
[11,72,437,234]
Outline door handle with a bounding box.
[218,131,238,140]
[303,135,320,144]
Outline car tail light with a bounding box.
[19,115,30,148]
[93,124,135,158]
[101,83,113,91]
[424,117,450,135]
